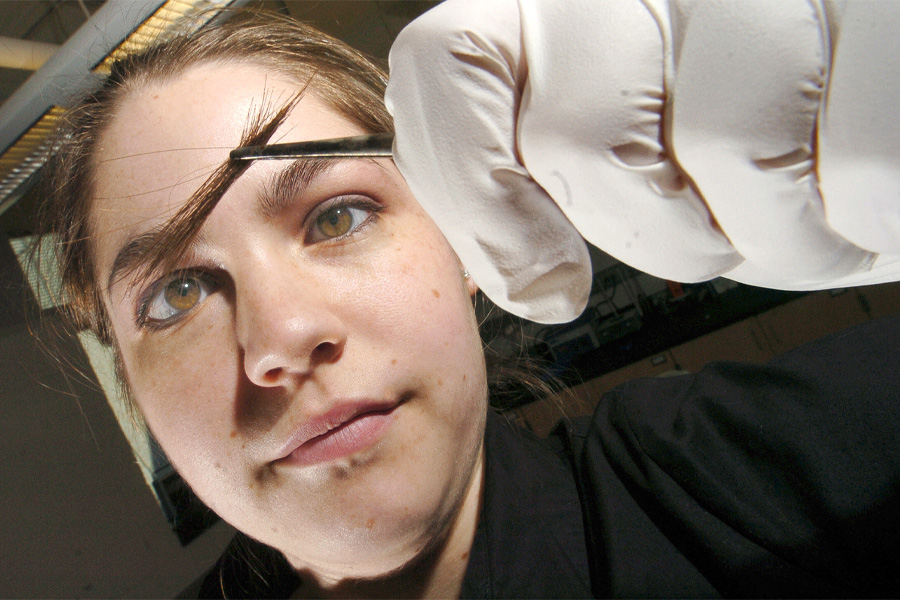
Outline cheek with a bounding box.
[360,216,486,412]
[119,318,242,474]
[363,219,476,354]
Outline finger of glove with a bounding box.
[516,0,743,284]
[387,0,591,324]
[818,0,900,255]
[725,252,900,291]
[670,0,874,285]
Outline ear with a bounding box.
[464,269,478,297]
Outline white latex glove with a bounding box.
[386,0,900,324]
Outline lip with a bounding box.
[275,400,400,466]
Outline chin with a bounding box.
[279,522,434,582]
[273,463,474,582]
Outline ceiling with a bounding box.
[0,1,105,109]
[0,0,437,239]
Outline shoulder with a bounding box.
[570,315,900,597]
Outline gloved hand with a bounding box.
[385,0,900,324]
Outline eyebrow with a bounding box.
[106,223,187,293]
[106,157,342,294]
[259,157,339,220]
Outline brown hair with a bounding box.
[37,9,392,346]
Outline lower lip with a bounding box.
[282,407,397,466]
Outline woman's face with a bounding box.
[89,62,487,579]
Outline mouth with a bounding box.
[275,400,401,467]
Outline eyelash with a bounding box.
[134,195,383,330]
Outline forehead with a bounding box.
[90,61,364,260]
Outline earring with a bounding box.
[462,268,471,280]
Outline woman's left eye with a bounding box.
[140,272,216,326]
[307,200,377,243]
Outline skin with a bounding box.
[90,62,488,596]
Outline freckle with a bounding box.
[241,444,246,449]
[391,358,397,365]
[432,289,440,298]
[366,518,376,530]
[214,462,222,469]
[437,378,443,387]
[230,430,238,438]
[463,374,467,381]
[460,551,470,561]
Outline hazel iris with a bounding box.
[164,277,201,311]
[317,206,353,238]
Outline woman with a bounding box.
[38,9,900,599]
[43,11,486,598]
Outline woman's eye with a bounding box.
[308,202,375,243]
[143,273,214,324]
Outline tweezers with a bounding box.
[229,132,394,161]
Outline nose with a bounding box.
[236,266,348,388]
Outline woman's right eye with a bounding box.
[141,272,216,325]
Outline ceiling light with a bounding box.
[0,0,241,214]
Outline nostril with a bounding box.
[311,340,342,365]
[262,367,285,384]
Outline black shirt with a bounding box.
[465,315,900,597]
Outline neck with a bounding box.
[294,448,485,599]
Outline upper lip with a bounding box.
[273,399,400,462]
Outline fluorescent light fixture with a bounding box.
[0,0,241,214]
[0,107,66,209]
[96,0,237,74]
